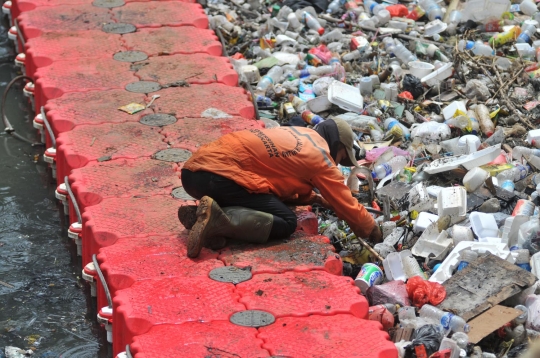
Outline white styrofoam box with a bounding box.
[470,211,499,239]
[429,241,514,284]
[327,80,363,113]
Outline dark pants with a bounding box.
[181,169,297,239]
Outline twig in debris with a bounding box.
[0,280,15,288]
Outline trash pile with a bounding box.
[203,0,540,355]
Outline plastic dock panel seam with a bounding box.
[122,26,222,56]
[95,235,222,310]
[129,322,270,357]
[24,31,123,77]
[55,122,167,186]
[153,85,255,119]
[134,53,239,86]
[258,314,398,358]
[111,2,208,29]
[236,270,369,318]
[112,276,245,353]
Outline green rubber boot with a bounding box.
[187,196,273,258]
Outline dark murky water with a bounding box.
[0,18,108,357]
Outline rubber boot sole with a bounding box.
[187,196,220,258]
[178,205,197,230]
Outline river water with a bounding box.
[0,17,107,358]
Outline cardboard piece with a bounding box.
[467,305,522,344]
[438,254,536,321]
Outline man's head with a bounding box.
[314,118,360,168]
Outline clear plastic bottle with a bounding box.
[457,250,478,271]
[294,65,335,78]
[372,156,408,179]
[419,0,443,21]
[475,104,495,137]
[513,305,528,325]
[364,0,387,15]
[384,117,411,140]
[327,0,342,13]
[419,304,471,333]
[383,37,396,55]
[256,66,283,91]
[321,28,343,43]
[393,39,417,63]
[376,9,391,25]
[466,110,480,135]
[489,26,521,47]
[451,332,469,350]
[497,163,529,182]
[512,146,540,160]
[287,12,302,29]
[457,40,474,52]
[518,23,537,44]
[302,12,325,35]
[472,41,494,57]
[446,10,462,35]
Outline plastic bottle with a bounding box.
[501,180,515,192]
[466,110,480,135]
[520,0,538,16]
[256,95,274,107]
[287,12,302,29]
[518,22,536,44]
[475,104,495,137]
[457,40,474,52]
[457,250,478,271]
[393,39,417,63]
[372,156,408,179]
[419,304,470,333]
[327,0,342,13]
[382,37,396,55]
[527,129,540,148]
[384,117,411,140]
[513,305,529,325]
[376,9,391,25]
[364,0,387,15]
[418,0,442,21]
[512,146,540,160]
[451,332,469,350]
[496,163,529,182]
[489,26,522,47]
[446,10,462,35]
[256,66,283,91]
[302,110,325,125]
[479,19,504,32]
[406,5,425,20]
[302,12,325,35]
[472,41,494,57]
[294,65,335,78]
[321,28,343,43]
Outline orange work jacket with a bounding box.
[183,126,375,238]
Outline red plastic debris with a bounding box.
[406,276,447,308]
[368,305,395,331]
[386,4,409,17]
[398,91,414,100]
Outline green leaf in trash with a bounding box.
[253,56,279,70]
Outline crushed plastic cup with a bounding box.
[462,167,490,193]
[408,61,435,79]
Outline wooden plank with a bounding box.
[438,254,536,321]
[467,305,522,344]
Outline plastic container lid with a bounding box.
[327,80,363,112]
[421,62,453,86]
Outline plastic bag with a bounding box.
[464,79,491,101]
[401,74,424,99]
[406,276,446,308]
[367,280,411,307]
[404,324,444,358]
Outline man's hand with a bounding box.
[312,194,334,211]
[369,224,383,243]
